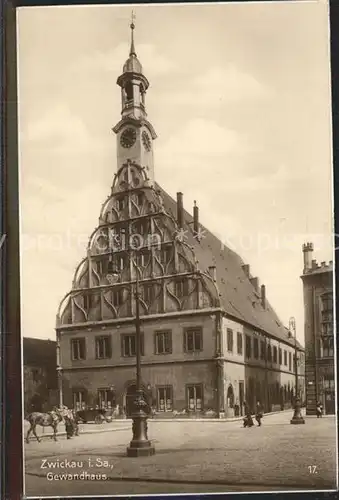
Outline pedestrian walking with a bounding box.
[316,401,323,418]
[243,401,254,428]
[255,401,264,426]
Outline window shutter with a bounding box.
[183,331,186,352]
[81,339,86,360]
[154,332,157,354]
[108,336,112,358]
[121,334,124,357]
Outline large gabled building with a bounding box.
[56,22,304,418]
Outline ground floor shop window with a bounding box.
[186,384,203,411]
[98,389,116,409]
[73,390,86,411]
[157,386,173,411]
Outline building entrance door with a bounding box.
[239,381,244,416]
[324,390,335,414]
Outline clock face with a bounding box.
[142,131,151,152]
[120,128,137,149]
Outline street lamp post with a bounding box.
[289,317,305,424]
[126,278,155,456]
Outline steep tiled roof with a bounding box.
[157,185,303,350]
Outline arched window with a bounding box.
[125,82,133,101]
[140,83,145,105]
[227,385,234,408]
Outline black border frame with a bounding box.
[1,1,338,500]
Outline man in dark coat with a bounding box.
[255,401,264,426]
[243,401,254,427]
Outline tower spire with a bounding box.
[130,11,136,57]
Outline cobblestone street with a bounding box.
[24,411,337,497]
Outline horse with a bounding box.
[25,407,67,443]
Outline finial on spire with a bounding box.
[129,11,136,57]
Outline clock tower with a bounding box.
[112,16,157,185]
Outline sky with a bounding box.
[17,1,333,345]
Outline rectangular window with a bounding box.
[83,293,92,311]
[96,260,103,275]
[112,289,123,307]
[267,345,272,362]
[157,386,173,411]
[279,348,282,365]
[73,391,86,411]
[95,336,112,359]
[137,193,144,206]
[284,350,287,366]
[184,328,202,352]
[136,250,150,267]
[227,329,233,353]
[155,331,172,354]
[288,352,292,371]
[71,338,86,361]
[175,279,189,298]
[245,335,251,359]
[260,340,266,360]
[322,337,334,358]
[187,384,203,411]
[143,284,154,303]
[253,338,259,359]
[160,245,172,265]
[273,346,278,364]
[121,334,144,357]
[237,332,243,355]
[98,389,116,409]
[117,197,125,211]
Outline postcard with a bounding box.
[14,2,337,497]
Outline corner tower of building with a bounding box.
[112,17,157,185]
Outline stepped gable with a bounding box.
[158,185,301,349]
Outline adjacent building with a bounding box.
[23,337,58,413]
[56,22,304,418]
[301,243,335,415]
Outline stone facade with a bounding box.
[301,243,334,415]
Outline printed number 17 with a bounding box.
[308,465,318,474]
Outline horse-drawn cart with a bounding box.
[75,407,112,424]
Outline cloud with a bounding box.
[73,43,177,79]
[163,65,272,109]
[195,66,271,102]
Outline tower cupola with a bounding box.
[112,12,157,184]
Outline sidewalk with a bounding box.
[24,408,295,440]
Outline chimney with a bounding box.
[177,192,183,229]
[208,265,217,282]
[321,261,326,267]
[193,200,199,234]
[312,259,318,269]
[250,277,259,292]
[242,264,250,278]
[302,242,313,272]
[261,284,266,309]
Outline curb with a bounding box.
[25,409,297,441]
[26,426,131,441]
[148,409,295,422]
